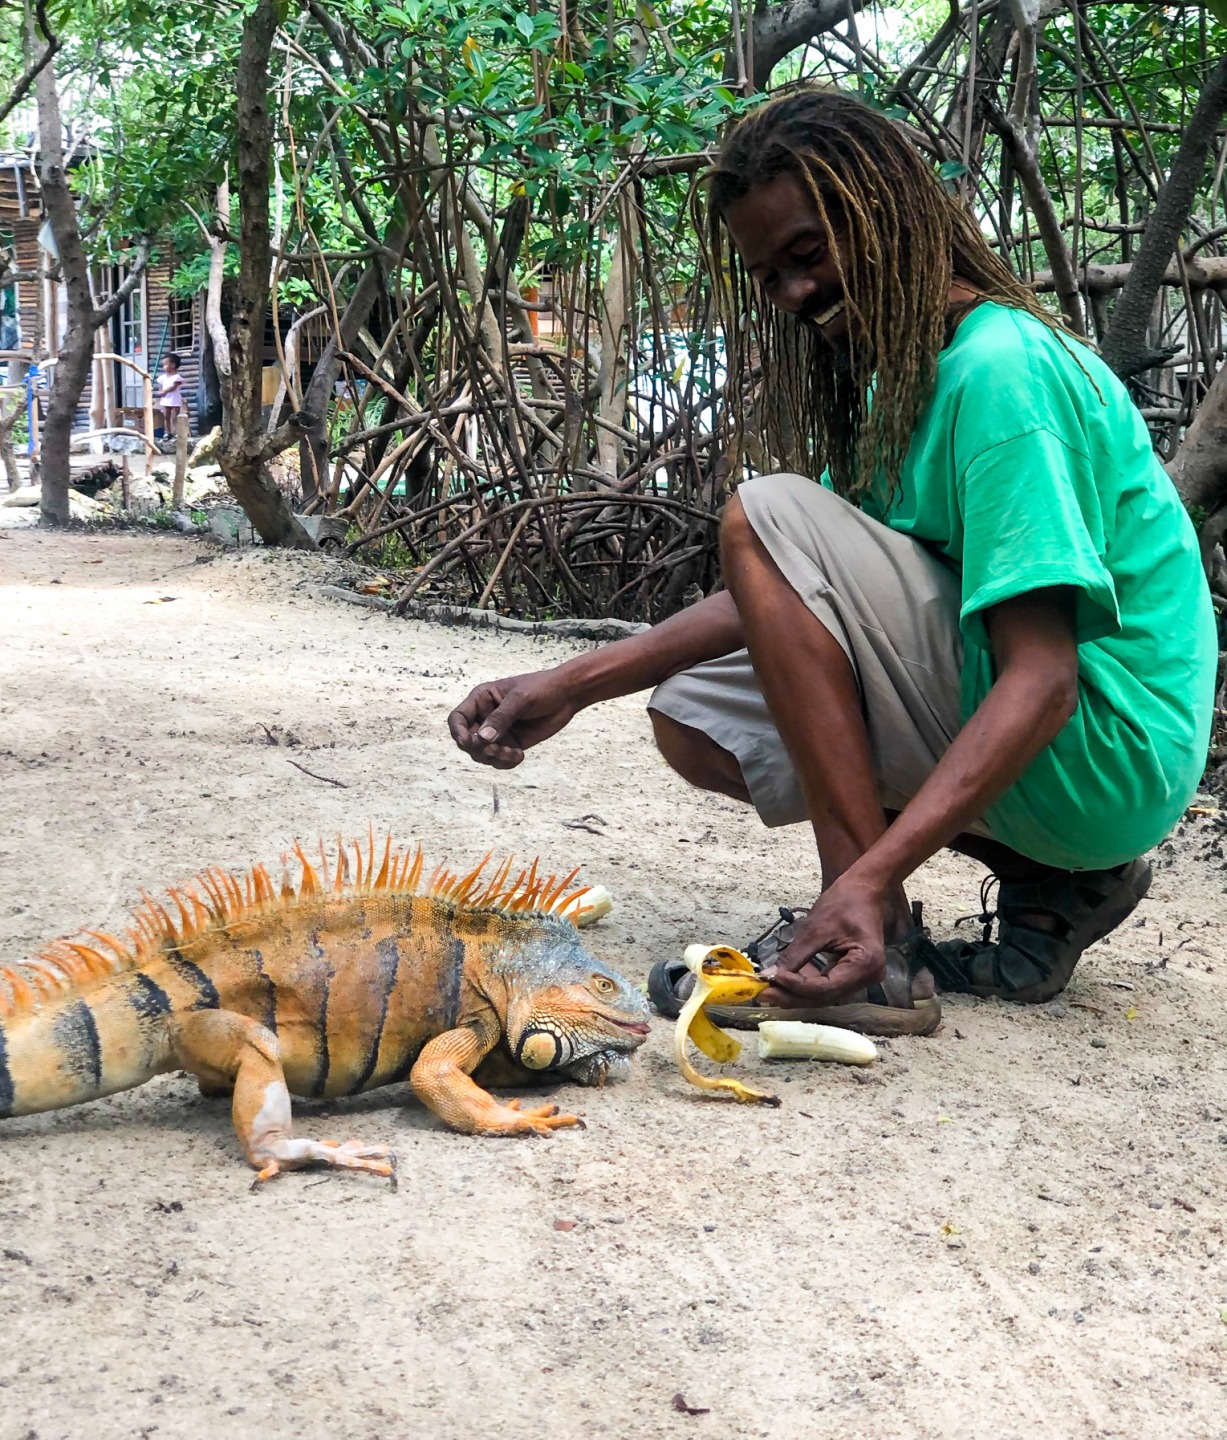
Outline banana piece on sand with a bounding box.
[757,1020,878,1065]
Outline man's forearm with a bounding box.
[856,668,1076,889]
[558,592,743,708]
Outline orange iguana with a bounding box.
[0,837,649,1184]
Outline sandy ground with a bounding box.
[1,522,1226,1440]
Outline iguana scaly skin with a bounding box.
[0,837,649,1184]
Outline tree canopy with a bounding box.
[7,0,1227,616]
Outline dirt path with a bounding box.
[1,525,1225,1440]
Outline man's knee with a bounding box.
[650,707,698,779]
[719,491,753,569]
[721,473,841,565]
[739,471,835,512]
[649,708,749,802]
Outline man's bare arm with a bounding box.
[448,592,744,768]
[770,587,1081,999]
[858,586,1080,887]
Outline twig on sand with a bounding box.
[561,813,608,836]
[286,758,349,789]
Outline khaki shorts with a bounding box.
[649,472,993,836]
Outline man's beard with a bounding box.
[799,300,854,374]
[802,318,853,374]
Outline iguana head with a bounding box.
[501,924,650,1087]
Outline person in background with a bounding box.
[155,352,185,440]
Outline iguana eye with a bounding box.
[591,974,616,995]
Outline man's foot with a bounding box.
[929,858,1152,1003]
[647,909,943,1037]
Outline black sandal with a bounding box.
[930,858,1152,1003]
[647,906,943,1037]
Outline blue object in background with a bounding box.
[25,362,40,456]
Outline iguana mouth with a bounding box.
[609,1018,650,1036]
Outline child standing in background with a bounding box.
[155,352,184,439]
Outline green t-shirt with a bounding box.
[860,302,1216,869]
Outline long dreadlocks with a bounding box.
[706,87,1077,504]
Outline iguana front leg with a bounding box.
[410,1024,582,1135]
[170,1010,396,1186]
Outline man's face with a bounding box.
[724,171,851,345]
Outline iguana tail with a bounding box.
[0,971,174,1118]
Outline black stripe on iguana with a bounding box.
[309,931,335,1098]
[166,948,220,1010]
[0,1024,13,1118]
[127,972,172,1022]
[381,939,465,1088]
[386,1038,432,1086]
[243,949,278,1035]
[351,936,401,1094]
[53,1000,102,1091]
[441,938,464,1031]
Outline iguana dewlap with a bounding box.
[0,838,649,1185]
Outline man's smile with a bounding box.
[806,298,845,329]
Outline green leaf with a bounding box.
[515,12,534,40]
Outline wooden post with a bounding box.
[522,285,540,338]
[142,372,155,456]
[121,453,130,508]
[99,346,115,433]
[89,333,105,450]
[173,410,189,509]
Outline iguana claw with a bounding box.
[479,1099,584,1135]
[248,1139,398,1190]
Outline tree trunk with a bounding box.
[219,0,315,549]
[261,214,412,464]
[32,21,146,525]
[1031,254,1227,296]
[198,328,222,432]
[749,0,871,89]
[38,326,94,522]
[0,396,21,490]
[596,218,634,482]
[992,0,1085,335]
[1167,359,1227,525]
[1101,53,1227,378]
[35,28,101,524]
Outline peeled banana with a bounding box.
[673,944,780,1106]
[561,885,613,926]
[757,1020,878,1065]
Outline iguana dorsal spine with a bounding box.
[1,834,595,1019]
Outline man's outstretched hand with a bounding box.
[448,670,579,769]
[760,872,890,1005]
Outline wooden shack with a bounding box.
[2,145,345,459]
[0,150,207,445]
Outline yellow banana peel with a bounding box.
[673,944,780,1106]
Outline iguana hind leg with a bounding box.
[411,1026,583,1136]
[170,1010,396,1186]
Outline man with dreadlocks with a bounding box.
[448,88,1215,1035]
